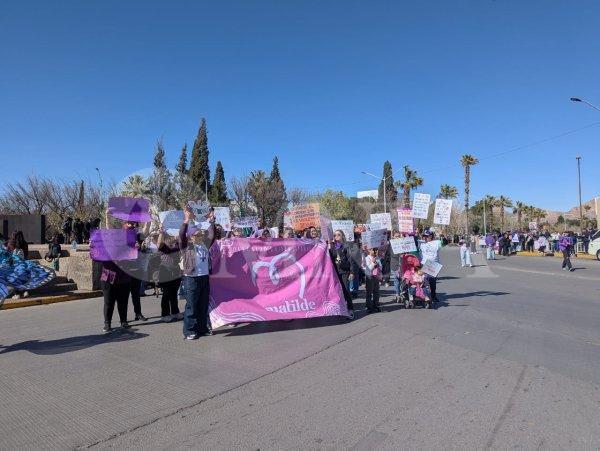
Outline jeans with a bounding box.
[182,275,210,337]
[391,272,401,297]
[159,278,181,317]
[102,281,129,325]
[460,247,472,266]
[486,246,495,260]
[425,274,437,300]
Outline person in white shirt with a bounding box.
[362,247,382,313]
[419,231,442,301]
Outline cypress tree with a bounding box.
[189,118,211,197]
[378,160,397,205]
[267,156,287,226]
[176,143,188,174]
[153,139,166,169]
[210,161,228,205]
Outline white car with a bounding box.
[588,231,600,260]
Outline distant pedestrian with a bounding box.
[559,232,574,272]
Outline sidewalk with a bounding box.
[1,290,101,310]
[516,250,596,261]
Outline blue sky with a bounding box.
[1,0,599,211]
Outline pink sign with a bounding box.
[397,208,414,233]
[90,229,138,261]
[208,238,348,328]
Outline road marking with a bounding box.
[490,264,599,281]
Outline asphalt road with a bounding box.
[1,248,599,450]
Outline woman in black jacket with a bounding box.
[329,229,355,320]
[156,230,182,322]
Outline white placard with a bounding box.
[361,229,388,249]
[331,220,355,242]
[370,213,392,231]
[412,193,431,220]
[234,216,259,230]
[528,221,537,231]
[390,237,417,254]
[158,210,185,236]
[213,206,231,231]
[366,222,384,231]
[269,227,279,238]
[433,198,452,225]
[188,200,211,218]
[422,260,443,277]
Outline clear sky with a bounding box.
[2,0,599,211]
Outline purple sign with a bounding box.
[108,197,152,222]
[90,229,138,261]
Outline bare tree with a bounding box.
[229,174,254,217]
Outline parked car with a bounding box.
[588,230,600,260]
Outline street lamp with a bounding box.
[361,171,392,213]
[576,156,583,233]
[570,97,600,112]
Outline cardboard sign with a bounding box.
[390,236,417,254]
[397,208,414,233]
[213,207,232,231]
[366,222,384,231]
[89,229,138,261]
[158,210,185,236]
[188,200,212,218]
[412,193,431,220]
[108,197,152,222]
[320,216,333,241]
[361,229,388,249]
[331,220,355,242]
[433,199,452,225]
[422,260,443,278]
[234,216,259,230]
[528,221,538,231]
[290,203,320,231]
[370,212,392,231]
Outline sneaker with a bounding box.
[135,314,147,321]
[120,322,131,329]
[347,309,355,320]
[185,334,198,340]
[175,312,184,320]
[102,323,112,333]
[569,268,575,272]
[162,315,173,323]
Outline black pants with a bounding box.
[102,281,129,325]
[365,276,380,310]
[182,275,210,336]
[160,278,181,317]
[338,271,354,311]
[428,276,437,300]
[562,250,572,270]
[129,277,143,316]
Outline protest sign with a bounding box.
[213,207,232,231]
[370,212,392,231]
[158,210,185,236]
[529,221,537,231]
[331,220,355,242]
[89,229,138,261]
[283,211,292,228]
[433,198,452,225]
[234,216,259,230]
[208,238,348,327]
[290,203,320,231]
[422,260,443,278]
[397,208,414,233]
[361,229,388,249]
[366,222,384,231]
[412,193,431,220]
[269,227,279,238]
[108,197,152,222]
[390,236,417,254]
[319,216,333,241]
[188,200,212,218]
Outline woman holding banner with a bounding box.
[419,231,441,302]
[329,229,355,320]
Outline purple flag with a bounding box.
[90,229,138,261]
[108,197,152,222]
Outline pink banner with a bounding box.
[90,229,138,261]
[209,238,348,328]
[397,208,414,233]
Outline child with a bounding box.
[410,267,431,302]
[363,247,382,313]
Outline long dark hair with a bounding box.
[11,230,28,256]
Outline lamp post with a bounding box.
[576,156,583,234]
[361,171,392,213]
[570,97,600,112]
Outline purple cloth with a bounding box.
[485,235,495,246]
[335,242,343,250]
[90,229,138,261]
[108,197,152,222]
[558,236,572,252]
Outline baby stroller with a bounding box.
[398,254,433,309]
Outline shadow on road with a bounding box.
[215,315,350,336]
[443,290,509,300]
[0,329,148,355]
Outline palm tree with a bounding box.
[395,165,424,208]
[120,174,150,197]
[497,195,512,231]
[484,194,496,231]
[438,184,458,199]
[460,154,479,235]
[513,201,526,230]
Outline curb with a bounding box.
[1,291,102,310]
[515,251,596,261]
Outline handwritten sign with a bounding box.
[390,236,417,254]
[422,260,442,278]
[90,229,138,261]
[234,216,259,230]
[213,207,231,231]
[158,210,185,236]
[370,213,392,231]
[188,200,212,218]
[108,197,151,222]
[366,222,384,231]
[433,199,452,225]
[397,208,414,233]
[412,193,430,220]
[529,221,537,231]
[290,203,320,231]
[361,229,388,249]
[331,220,355,242]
